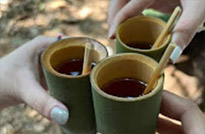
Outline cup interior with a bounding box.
[91,53,164,100]
[42,37,108,77]
[117,16,170,50]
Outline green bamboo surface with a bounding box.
[41,37,108,134]
[116,16,171,62]
[91,53,164,134]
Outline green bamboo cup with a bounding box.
[90,53,164,134]
[116,16,171,62]
[41,37,108,134]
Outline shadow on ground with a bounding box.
[174,31,205,111]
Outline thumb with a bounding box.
[20,78,69,125]
[170,2,205,63]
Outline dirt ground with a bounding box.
[0,0,205,134]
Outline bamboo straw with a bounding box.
[82,42,94,75]
[151,7,182,49]
[144,43,176,94]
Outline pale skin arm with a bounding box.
[157,91,205,134]
[108,0,205,51]
[0,36,69,125]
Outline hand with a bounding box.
[0,36,69,125]
[158,91,205,134]
[108,0,205,52]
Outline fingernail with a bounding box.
[51,107,69,125]
[170,45,182,64]
[108,26,115,39]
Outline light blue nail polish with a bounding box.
[51,107,69,125]
[170,45,182,64]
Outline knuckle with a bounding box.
[28,94,50,117]
[40,97,50,116]
[173,27,195,49]
[34,35,46,41]
[41,97,55,118]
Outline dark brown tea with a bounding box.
[126,42,152,49]
[102,78,147,98]
[55,58,96,76]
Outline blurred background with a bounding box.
[0,0,204,134]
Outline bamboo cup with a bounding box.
[116,16,171,62]
[151,7,181,49]
[90,53,164,134]
[41,37,108,134]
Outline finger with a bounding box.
[9,36,56,62]
[19,71,69,125]
[57,33,70,40]
[108,0,155,39]
[107,0,129,26]
[149,0,180,14]
[161,91,205,134]
[170,1,205,63]
[157,117,184,134]
[22,36,56,51]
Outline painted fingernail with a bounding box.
[170,45,182,64]
[108,26,115,39]
[51,107,69,125]
[56,33,63,41]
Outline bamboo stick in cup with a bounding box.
[82,43,94,75]
[144,43,176,94]
[151,7,182,49]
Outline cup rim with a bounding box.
[41,37,108,78]
[116,15,171,52]
[90,53,164,102]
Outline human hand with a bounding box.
[158,91,205,134]
[0,36,69,125]
[108,0,205,62]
